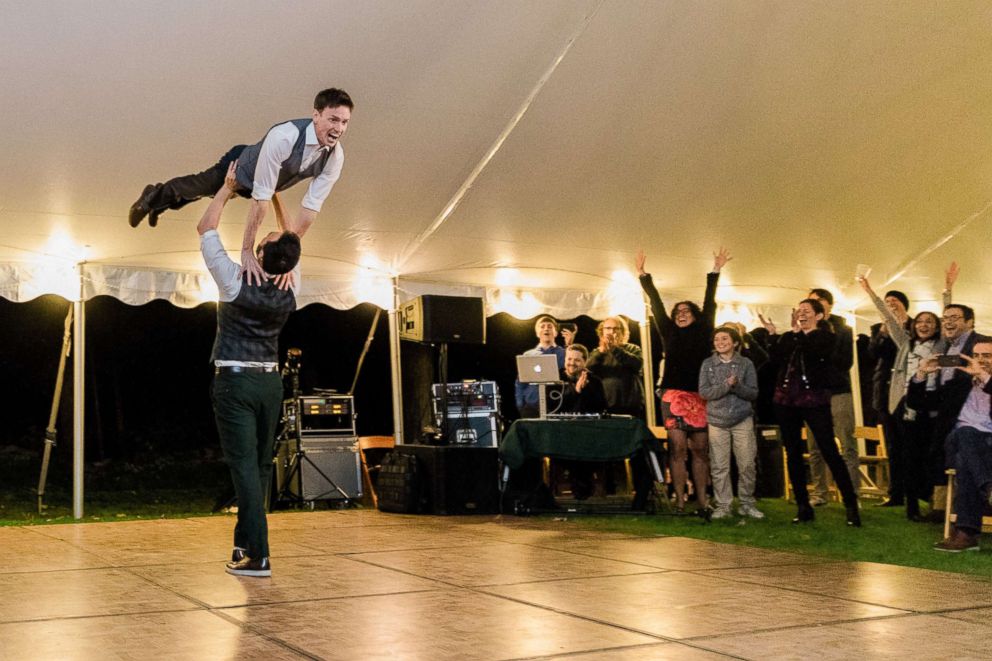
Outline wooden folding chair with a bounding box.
[854,424,889,498]
[784,426,843,502]
[358,435,395,509]
[943,468,992,539]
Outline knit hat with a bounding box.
[884,290,909,311]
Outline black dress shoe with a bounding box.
[792,504,815,524]
[129,183,160,227]
[875,498,904,507]
[231,547,247,563]
[846,504,862,527]
[225,556,271,577]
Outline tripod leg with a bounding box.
[37,305,73,514]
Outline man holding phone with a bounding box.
[925,340,992,551]
[907,304,985,522]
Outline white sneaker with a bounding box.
[711,507,733,520]
[808,496,828,507]
[739,504,765,519]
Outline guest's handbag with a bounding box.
[773,348,830,408]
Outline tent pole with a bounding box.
[73,263,86,519]
[388,277,404,445]
[849,321,864,428]
[639,303,656,428]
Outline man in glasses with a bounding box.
[915,339,992,551]
[908,304,985,524]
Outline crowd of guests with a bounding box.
[513,251,992,550]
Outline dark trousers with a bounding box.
[211,371,283,559]
[879,408,905,501]
[899,406,934,514]
[150,145,249,213]
[775,404,858,507]
[945,425,992,533]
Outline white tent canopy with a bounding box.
[3,0,991,330]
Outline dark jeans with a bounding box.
[211,371,283,559]
[879,408,904,501]
[945,425,992,533]
[150,145,249,212]
[899,405,934,514]
[775,403,858,508]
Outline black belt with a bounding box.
[215,365,278,375]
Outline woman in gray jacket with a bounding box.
[698,327,762,519]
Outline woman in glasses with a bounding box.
[859,271,951,521]
[637,248,729,516]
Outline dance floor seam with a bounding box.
[679,568,925,613]
[3,511,991,660]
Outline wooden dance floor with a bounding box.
[2,510,991,660]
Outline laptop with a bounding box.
[516,354,561,384]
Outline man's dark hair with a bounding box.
[944,303,975,323]
[567,343,589,360]
[261,232,302,275]
[808,288,834,306]
[314,88,354,111]
[800,297,826,316]
[534,315,559,333]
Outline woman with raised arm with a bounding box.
[637,248,729,516]
[859,265,953,520]
[764,300,861,526]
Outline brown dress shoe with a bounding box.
[933,529,980,553]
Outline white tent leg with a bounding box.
[639,316,656,428]
[389,277,404,444]
[850,325,864,427]
[72,266,86,520]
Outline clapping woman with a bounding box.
[764,299,861,526]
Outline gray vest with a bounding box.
[234,118,332,193]
[210,275,297,363]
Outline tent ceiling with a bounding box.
[2,0,991,329]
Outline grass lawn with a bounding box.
[0,447,230,526]
[3,446,990,579]
[563,497,992,579]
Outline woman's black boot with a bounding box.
[846,502,862,527]
[792,503,814,524]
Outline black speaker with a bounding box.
[395,444,499,514]
[276,436,363,502]
[754,425,785,498]
[399,295,486,344]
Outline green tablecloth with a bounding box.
[499,418,656,470]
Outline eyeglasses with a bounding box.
[941,315,964,322]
